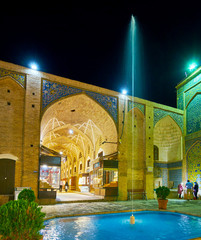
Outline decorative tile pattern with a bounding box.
[169,169,182,188]
[0,68,25,87]
[162,169,168,187]
[186,94,201,134]
[185,137,201,153]
[86,91,118,123]
[154,108,183,132]
[127,100,145,114]
[185,82,201,108]
[154,161,182,169]
[177,93,184,110]
[187,141,201,186]
[42,79,118,124]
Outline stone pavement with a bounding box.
[56,192,104,202]
[41,199,201,220]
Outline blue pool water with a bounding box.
[41,211,201,240]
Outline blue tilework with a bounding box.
[177,93,184,110]
[187,141,201,183]
[185,137,201,153]
[154,108,183,133]
[127,100,145,114]
[185,76,201,107]
[169,169,182,188]
[42,79,118,124]
[162,169,168,187]
[154,163,168,168]
[186,94,201,134]
[85,90,118,123]
[154,161,182,169]
[0,68,25,87]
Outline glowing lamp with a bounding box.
[30,63,38,70]
[69,129,74,134]
[189,63,197,71]
[122,89,127,95]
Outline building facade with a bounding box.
[0,60,199,202]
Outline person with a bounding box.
[65,181,69,192]
[193,182,199,200]
[185,180,193,200]
[59,180,63,192]
[178,183,183,198]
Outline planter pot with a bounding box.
[158,199,168,210]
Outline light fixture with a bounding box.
[188,63,197,71]
[30,62,38,70]
[122,89,127,95]
[60,151,63,155]
[69,129,74,134]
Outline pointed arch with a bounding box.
[186,140,201,184]
[154,115,182,162]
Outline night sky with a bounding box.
[1,2,201,108]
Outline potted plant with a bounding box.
[155,186,170,210]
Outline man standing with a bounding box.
[185,180,193,200]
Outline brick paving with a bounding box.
[41,199,201,220]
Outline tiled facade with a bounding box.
[3,59,201,202]
[176,67,201,186]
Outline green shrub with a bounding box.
[0,199,46,240]
[18,189,36,202]
[156,186,170,200]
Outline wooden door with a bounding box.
[0,159,15,194]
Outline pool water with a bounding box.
[41,211,201,240]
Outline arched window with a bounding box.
[87,159,90,167]
[154,145,159,160]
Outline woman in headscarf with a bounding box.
[193,182,199,200]
[178,183,183,198]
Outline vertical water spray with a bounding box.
[130,15,135,224]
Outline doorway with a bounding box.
[0,159,15,194]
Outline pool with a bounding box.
[41,211,201,240]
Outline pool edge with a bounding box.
[44,208,201,221]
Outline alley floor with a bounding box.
[41,199,201,220]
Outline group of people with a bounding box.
[59,180,69,192]
[178,180,199,200]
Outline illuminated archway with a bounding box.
[40,93,118,192]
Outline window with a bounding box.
[87,160,90,167]
[154,145,159,160]
[80,163,82,170]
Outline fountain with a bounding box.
[130,15,136,225]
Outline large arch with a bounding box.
[153,115,183,188]
[154,115,182,162]
[186,141,201,185]
[40,93,118,193]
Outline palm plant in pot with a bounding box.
[156,186,170,210]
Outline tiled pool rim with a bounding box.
[44,208,201,220]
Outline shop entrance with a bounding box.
[41,93,118,200]
[0,159,15,195]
